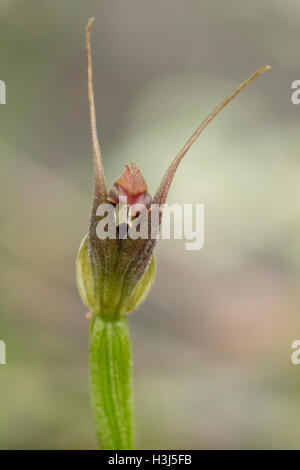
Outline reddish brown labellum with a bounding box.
[108,163,152,208]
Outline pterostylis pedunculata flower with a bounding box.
[76,17,270,450]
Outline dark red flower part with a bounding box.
[108,163,152,208]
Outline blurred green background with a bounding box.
[1,0,300,449]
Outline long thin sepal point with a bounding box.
[85,17,107,203]
[154,65,271,205]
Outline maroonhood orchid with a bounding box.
[76,17,270,450]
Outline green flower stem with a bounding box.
[89,315,134,450]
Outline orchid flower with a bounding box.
[76,17,270,450]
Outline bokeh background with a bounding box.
[1,0,300,449]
